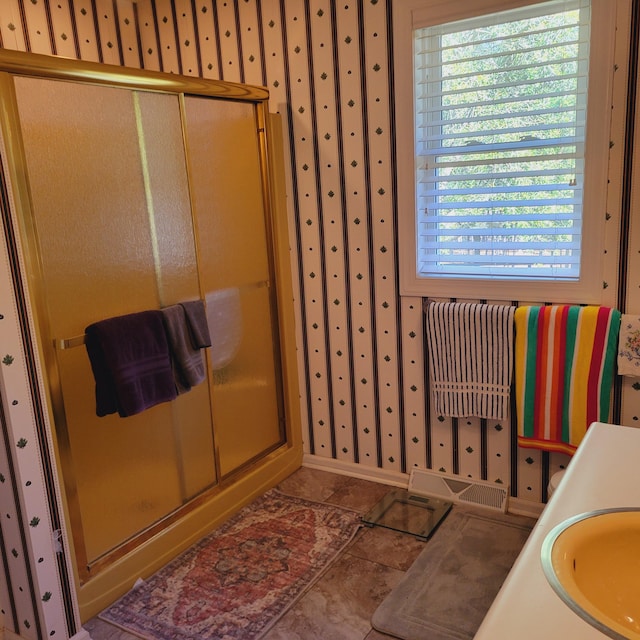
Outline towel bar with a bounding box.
[56,334,86,350]
[55,281,269,351]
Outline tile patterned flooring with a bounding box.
[83,466,492,639]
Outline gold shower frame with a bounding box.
[0,48,302,620]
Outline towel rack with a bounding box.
[54,280,270,351]
[56,334,86,350]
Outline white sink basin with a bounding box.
[541,508,640,640]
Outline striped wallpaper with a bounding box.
[0,1,639,637]
[0,152,80,637]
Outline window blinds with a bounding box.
[414,0,591,280]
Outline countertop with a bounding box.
[475,421,640,639]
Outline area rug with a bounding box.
[371,506,535,640]
[99,489,362,640]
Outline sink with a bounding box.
[541,508,640,640]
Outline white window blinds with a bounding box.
[414,0,590,280]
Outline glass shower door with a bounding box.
[183,96,286,477]
[13,77,217,571]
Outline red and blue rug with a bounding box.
[99,489,362,639]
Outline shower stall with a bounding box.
[0,49,301,620]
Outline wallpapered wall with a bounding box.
[0,0,638,498]
[0,1,637,638]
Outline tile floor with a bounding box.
[83,466,521,640]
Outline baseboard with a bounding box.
[302,454,410,489]
[504,497,545,518]
[302,454,544,518]
[1,625,90,640]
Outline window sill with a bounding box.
[399,272,606,304]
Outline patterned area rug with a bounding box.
[371,506,535,640]
[99,489,362,640]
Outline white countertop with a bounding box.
[475,421,640,639]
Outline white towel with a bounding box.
[617,314,640,376]
[425,302,515,420]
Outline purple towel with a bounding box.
[179,299,212,348]
[160,305,206,393]
[85,310,177,418]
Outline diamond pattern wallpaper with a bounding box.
[0,3,638,637]
[0,0,637,497]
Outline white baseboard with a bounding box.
[1,625,91,640]
[505,497,545,518]
[302,454,410,489]
[302,454,544,518]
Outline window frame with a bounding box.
[394,0,618,303]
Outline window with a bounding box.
[394,0,618,302]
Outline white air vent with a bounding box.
[408,468,509,513]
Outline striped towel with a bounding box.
[425,302,516,420]
[514,305,621,455]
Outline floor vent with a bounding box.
[408,469,509,513]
